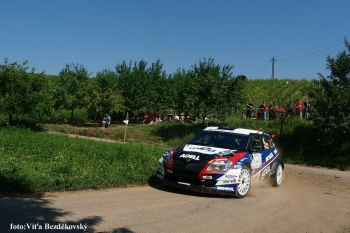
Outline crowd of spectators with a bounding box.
[104,98,311,127]
[245,98,311,121]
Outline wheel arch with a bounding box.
[271,157,284,174]
[242,162,252,174]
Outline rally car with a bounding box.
[156,126,284,198]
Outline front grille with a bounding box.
[172,159,207,171]
[166,158,213,186]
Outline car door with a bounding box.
[260,134,275,165]
[248,134,263,172]
[248,134,275,173]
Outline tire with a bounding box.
[237,166,251,198]
[270,163,283,187]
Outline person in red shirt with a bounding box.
[295,99,302,119]
[260,100,267,121]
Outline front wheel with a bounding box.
[237,166,251,198]
[270,163,283,187]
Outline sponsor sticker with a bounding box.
[187,146,217,153]
[216,186,235,191]
[223,180,236,184]
[202,175,212,179]
[265,153,274,162]
[178,182,190,186]
[260,166,271,180]
[218,150,232,156]
[250,153,262,169]
[179,154,200,160]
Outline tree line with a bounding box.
[0,57,244,125]
[1,39,349,148]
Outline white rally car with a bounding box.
[156,126,284,198]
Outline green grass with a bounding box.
[46,117,350,169]
[0,127,165,192]
[1,117,349,193]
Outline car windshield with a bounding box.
[188,131,248,151]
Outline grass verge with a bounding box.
[0,127,165,192]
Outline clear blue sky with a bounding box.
[1,0,349,80]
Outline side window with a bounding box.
[249,134,262,151]
[262,136,273,150]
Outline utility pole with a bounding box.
[270,57,277,80]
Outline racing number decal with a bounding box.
[250,153,262,169]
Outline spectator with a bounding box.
[191,115,198,124]
[260,101,267,121]
[270,101,278,120]
[286,100,294,117]
[172,113,180,121]
[268,102,274,120]
[180,114,185,122]
[148,115,159,125]
[303,98,311,119]
[219,112,225,122]
[295,99,302,119]
[201,114,207,127]
[102,113,111,128]
[246,100,254,119]
[157,113,163,123]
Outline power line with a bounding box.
[255,60,270,79]
[257,36,349,79]
[279,48,344,61]
[276,36,349,58]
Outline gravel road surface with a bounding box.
[1,164,350,233]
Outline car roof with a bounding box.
[203,126,264,135]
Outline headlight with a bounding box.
[162,150,171,164]
[207,161,232,171]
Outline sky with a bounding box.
[1,0,349,80]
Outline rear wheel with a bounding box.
[270,163,283,187]
[237,166,251,198]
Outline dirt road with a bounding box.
[1,164,350,233]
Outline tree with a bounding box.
[85,69,124,121]
[0,59,54,125]
[115,60,146,113]
[189,57,241,116]
[58,63,91,121]
[309,39,350,147]
[146,60,169,113]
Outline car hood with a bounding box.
[173,144,234,162]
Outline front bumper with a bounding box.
[156,173,238,196]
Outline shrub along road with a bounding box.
[1,164,349,233]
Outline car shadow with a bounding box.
[148,176,237,200]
